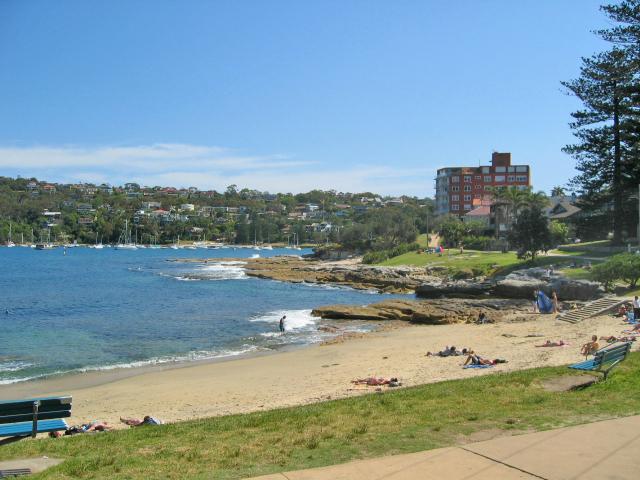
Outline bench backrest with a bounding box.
[593,342,631,369]
[0,396,72,425]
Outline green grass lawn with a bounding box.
[2,354,640,479]
[379,250,575,277]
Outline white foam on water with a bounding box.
[0,345,259,385]
[250,309,316,331]
[250,253,260,259]
[0,360,34,373]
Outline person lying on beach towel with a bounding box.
[600,335,637,343]
[535,340,568,347]
[351,377,402,387]
[120,416,164,427]
[463,351,507,366]
[50,421,112,437]
[623,324,640,333]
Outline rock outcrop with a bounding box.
[493,268,603,301]
[312,298,530,325]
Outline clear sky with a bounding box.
[0,0,611,196]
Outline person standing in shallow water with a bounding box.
[279,315,286,333]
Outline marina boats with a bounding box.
[114,220,138,250]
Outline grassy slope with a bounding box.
[2,354,640,479]
[379,250,576,277]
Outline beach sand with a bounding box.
[1,312,635,428]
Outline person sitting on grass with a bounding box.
[120,416,163,427]
[463,351,507,366]
[535,340,567,347]
[580,335,599,356]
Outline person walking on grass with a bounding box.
[279,315,286,333]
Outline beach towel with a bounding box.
[536,291,554,314]
[463,364,493,369]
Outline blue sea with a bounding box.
[0,246,404,384]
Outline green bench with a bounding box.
[569,342,632,379]
[0,396,72,444]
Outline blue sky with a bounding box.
[0,0,610,196]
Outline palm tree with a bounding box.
[551,186,566,197]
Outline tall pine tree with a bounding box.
[563,44,637,244]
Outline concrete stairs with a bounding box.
[557,296,626,323]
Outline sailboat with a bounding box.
[170,235,180,250]
[6,223,15,247]
[91,232,104,249]
[35,229,54,249]
[115,220,138,250]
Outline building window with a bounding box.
[464,204,472,210]
[451,195,459,201]
[463,195,472,201]
[475,175,481,180]
[451,176,460,183]
[507,175,515,182]
[516,175,528,182]
[495,166,506,173]
[495,175,505,182]
[464,176,472,183]
[464,185,472,192]
[481,166,490,173]
[484,186,492,191]
[451,186,460,192]
[452,204,460,211]
[475,184,481,189]
[484,176,492,182]
[515,166,528,172]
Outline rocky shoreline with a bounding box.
[174,255,605,324]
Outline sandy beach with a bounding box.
[1,311,636,429]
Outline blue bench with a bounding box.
[0,396,72,444]
[569,342,632,379]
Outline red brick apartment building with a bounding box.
[434,152,530,216]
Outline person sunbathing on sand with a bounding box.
[426,346,468,357]
[600,335,637,343]
[352,377,401,387]
[120,416,163,427]
[535,340,566,347]
[463,351,507,366]
[580,335,599,356]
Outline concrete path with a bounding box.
[248,415,640,480]
[0,456,62,474]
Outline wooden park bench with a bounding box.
[569,342,632,380]
[0,396,72,445]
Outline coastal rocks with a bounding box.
[242,257,438,293]
[312,298,530,325]
[415,280,492,298]
[494,268,603,301]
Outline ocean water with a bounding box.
[0,247,406,384]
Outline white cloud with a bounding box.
[0,143,436,196]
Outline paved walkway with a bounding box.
[248,415,640,480]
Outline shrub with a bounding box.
[590,253,640,290]
[462,235,493,251]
